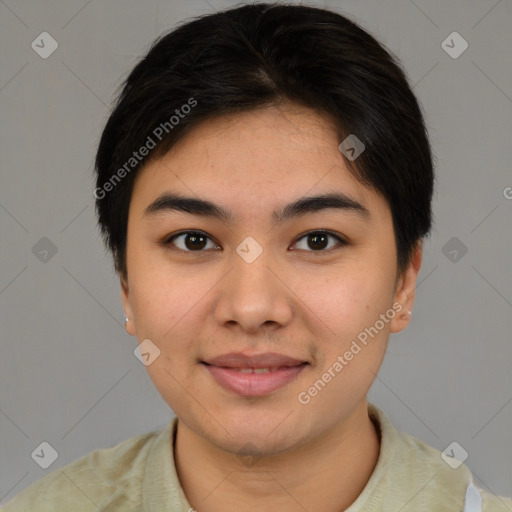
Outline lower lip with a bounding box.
[203,363,307,397]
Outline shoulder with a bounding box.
[480,488,512,512]
[397,433,512,509]
[368,403,512,510]
[0,427,166,512]
[393,430,512,509]
[370,403,473,489]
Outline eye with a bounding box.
[163,230,346,254]
[292,231,346,252]
[164,231,220,252]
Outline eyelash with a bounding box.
[162,230,347,254]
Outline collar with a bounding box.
[142,403,472,511]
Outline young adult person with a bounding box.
[3,3,510,511]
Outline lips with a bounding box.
[203,352,306,369]
[201,352,308,397]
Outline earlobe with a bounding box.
[120,273,135,336]
[390,241,423,334]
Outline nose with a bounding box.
[214,245,294,335]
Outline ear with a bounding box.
[120,273,136,336]
[389,241,423,333]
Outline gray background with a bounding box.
[1,0,511,503]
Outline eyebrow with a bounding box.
[143,192,370,224]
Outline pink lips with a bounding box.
[202,352,308,397]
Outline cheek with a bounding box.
[128,263,214,352]
[128,268,207,405]
[295,263,393,342]
[128,264,177,331]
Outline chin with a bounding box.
[216,411,307,452]
[216,426,301,460]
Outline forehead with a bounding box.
[130,103,388,222]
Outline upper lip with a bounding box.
[202,352,307,369]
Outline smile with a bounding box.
[201,362,308,397]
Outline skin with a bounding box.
[121,101,422,512]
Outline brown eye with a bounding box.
[307,233,329,250]
[292,231,346,252]
[165,231,219,252]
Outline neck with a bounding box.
[174,401,381,512]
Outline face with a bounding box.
[121,102,420,457]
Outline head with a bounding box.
[94,3,433,456]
